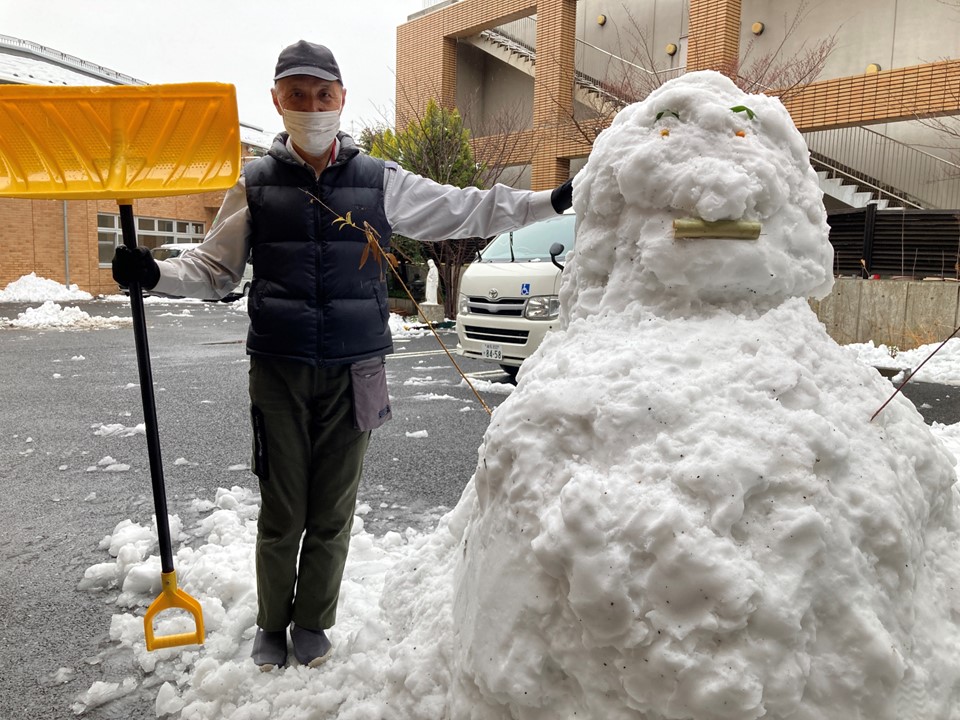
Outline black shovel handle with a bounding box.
[118,203,174,574]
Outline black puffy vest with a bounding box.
[244,134,394,366]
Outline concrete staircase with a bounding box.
[815,169,896,209]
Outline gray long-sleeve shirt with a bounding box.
[153,139,557,299]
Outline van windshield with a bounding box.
[152,245,198,261]
[479,213,576,263]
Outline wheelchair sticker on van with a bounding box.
[521,283,531,296]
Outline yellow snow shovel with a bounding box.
[0,82,241,650]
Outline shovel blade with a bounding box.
[0,82,240,200]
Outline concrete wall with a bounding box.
[570,0,960,85]
[740,0,960,81]
[456,42,534,133]
[575,0,688,81]
[812,277,960,348]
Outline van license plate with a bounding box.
[482,343,503,361]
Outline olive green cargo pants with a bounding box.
[248,356,370,632]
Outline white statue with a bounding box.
[425,259,439,305]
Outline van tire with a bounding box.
[500,365,519,383]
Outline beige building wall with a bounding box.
[0,192,225,297]
[456,43,534,134]
[398,0,960,192]
[570,0,960,89]
[574,0,688,79]
[738,1,960,80]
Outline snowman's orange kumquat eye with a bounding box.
[735,130,746,137]
[660,129,670,137]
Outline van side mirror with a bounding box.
[549,242,566,272]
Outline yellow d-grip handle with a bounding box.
[144,570,205,651]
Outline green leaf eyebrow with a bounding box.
[730,105,757,120]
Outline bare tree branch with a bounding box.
[731,0,838,102]
[360,85,535,318]
[535,0,836,148]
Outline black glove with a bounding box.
[551,178,573,214]
[112,246,160,290]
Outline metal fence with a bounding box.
[803,125,960,211]
[828,207,960,278]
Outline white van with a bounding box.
[455,212,575,379]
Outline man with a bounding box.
[112,40,573,671]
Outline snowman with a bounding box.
[402,71,960,720]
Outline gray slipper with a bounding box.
[291,624,333,667]
[251,628,287,671]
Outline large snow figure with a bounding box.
[447,71,960,719]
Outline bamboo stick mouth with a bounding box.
[673,218,761,240]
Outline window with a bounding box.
[97,214,119,264]
[98,214,206,265]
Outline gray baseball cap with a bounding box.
[274,40,342,83]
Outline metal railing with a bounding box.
[803,125,960,210]
[0,33,146,86]
[808,154,922,209]
[486,16,683,107]
[489,16,537,52]
[575,39,684,103]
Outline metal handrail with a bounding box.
[803,124,960,210]
[487,17,684,106]
[0,33,146,86]
[576,39,667,78]
[809,154,923,209]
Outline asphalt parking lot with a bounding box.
[0,298,512,720]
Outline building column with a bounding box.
[531,0,576,190]
[396,23,458,129]
[687,0,742,76]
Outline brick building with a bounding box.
[0,35,271,296]
[396,0,960,207]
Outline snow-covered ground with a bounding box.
[6,266,960,717]
[8,70,960,717]
[8,292,960,716]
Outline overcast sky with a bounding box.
[1,0,424,137]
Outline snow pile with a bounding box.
[93,423,146,438]
[454,300,960,719]
[77,486,431,717]
[389,312,438,338]
[0,300,129,329]
[849,338,960,385]
[0,272,92,302]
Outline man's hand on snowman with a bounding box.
[551,179,573,214]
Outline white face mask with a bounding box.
[280,107,340,157]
